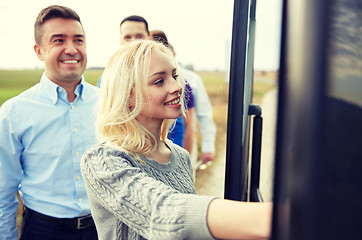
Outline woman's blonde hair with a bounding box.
[96,40,186,156]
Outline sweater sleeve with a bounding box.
[81,145,216,240]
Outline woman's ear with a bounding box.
[129,89,135,108]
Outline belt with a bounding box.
[24,206,95,230]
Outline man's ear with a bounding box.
[34,44,44,61]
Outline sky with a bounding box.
[0,0,282,71]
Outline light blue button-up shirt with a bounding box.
[0,73,99,239]
[181,68,216,153]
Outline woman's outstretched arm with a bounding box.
[207,199,273,239]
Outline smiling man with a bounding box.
[34,17,87,102]
[0,5,98,239]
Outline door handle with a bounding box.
[249,104,264,202]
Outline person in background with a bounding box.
[168,82,195,154]
[180,60,217,165]
[81,39,272,240]
[151,29,216,175]
[119,15,150,44]
[97,15,150,88]
[0,5,98,239]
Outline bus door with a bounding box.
[272,0,362,239]
[225,0,263,202]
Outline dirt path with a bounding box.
[195,87,278,201]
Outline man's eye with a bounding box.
[136,34,146,39]
[75,39,84,43]
[54,39,63,43]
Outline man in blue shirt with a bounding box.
[0,5,98,240]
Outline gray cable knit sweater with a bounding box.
[80,141,216,240]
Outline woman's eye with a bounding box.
[173,74,178,80]
[155,79,164,85]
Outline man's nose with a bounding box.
[64,42,77,55]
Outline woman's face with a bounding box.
[136,49,183,126]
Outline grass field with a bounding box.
[0,69,103,105]
[0,68,277,235]
[0,69,276,153]
[0,68,277,166]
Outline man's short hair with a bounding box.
[150,30,169,46]
[120,15,149,34]
[34,5,82,45]
[150,30,175,55]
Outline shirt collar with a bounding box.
[75,80,85,101]
[40,73,86,104]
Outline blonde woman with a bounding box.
[81,40,272,240]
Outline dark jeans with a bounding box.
[19,208,98,240]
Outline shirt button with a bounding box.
[71,105,74,109]
[79,198,83,203]
[77,176,81,180]
[74,128,78,133]
[76,152,80,156]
